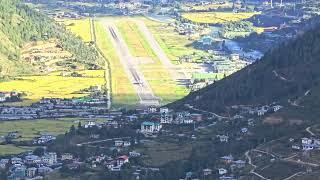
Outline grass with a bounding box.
[181,12,260,24]
[0,145,36,156]
[142,17,208,62]
[94,19,139,108]
[63,18,92,42]
[135,141,193,167]
[0,70,105,106]
[116,18,189,104]
[0,118,105,141]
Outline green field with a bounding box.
[94,19,139,108]
[116,18,189,104]
[143,18,208,63]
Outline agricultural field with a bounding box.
[182,2,235,11]
[142,17,208,62]
[181,12,260,24]
[0,145,36,156]
[0,118,104,141]
[94,19,139,108]
[116,18,189,104]
[0,70,105,106]
[62,18,92,42]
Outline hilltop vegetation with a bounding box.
[0,0,102,79]
[172,24,320,114]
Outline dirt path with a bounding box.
[273,70,289,81]
[135,20,188,83]
[245,150,271,180]
[100,20,159,107]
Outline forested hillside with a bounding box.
[171,24,320,113]
[0,0,102,79]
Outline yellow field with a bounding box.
[116,18,189,104]
[94,20,139,108]
[63,18,92,42]
[0,70,105,106]
[181,12,260,24]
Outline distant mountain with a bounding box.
[171,24,320,115]
[0,0,102,79]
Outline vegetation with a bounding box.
[143,18,207,62]
[181,12,259,24]
[116,18,189,104]
[94,19,139,108]
[0,0,102,79]
[172,24,320,114]
[0,70,105,105]
[63,18,92,42]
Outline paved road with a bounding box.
[135,20,188,83]
[101,20,159,107]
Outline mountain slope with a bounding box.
[171,24,320,113]
[0,0,102,79]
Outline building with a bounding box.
[61,153,73,161]
[198,35,214,46]
[218,168,227,175]
[116,155,129,167]
[141,122,162,133]
[160,112,173,124]
[203,168,213,176]
[26,167,37,178]
[25,155,41,165]
[218,135,229,142]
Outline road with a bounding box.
[135,20,188,83]
[245,150,271,180]
[101,20,160,107]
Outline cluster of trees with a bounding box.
[221,21,254,33]
[172,23,320,113]
[0,0,102,79]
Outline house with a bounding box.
[198,35,214,46]
[159,107,169,114]
[42,152,57,165]
[61,153,73,161]
[203,168,212,176]
[292,145,301,150]
[241,128,248,133]
[8,164,26,179]
[116,155,129,167]
[221,155,234,164]
[123,141,131,147]
[175,111,191,124]
[84,120,97,128]
[218,168,227,175]
[147,106,158,113]
[25,155,41,165]
[190,113,203,122]
[26,167,37,178]
[273,105,283,112]
[233,160,246,168]
[218,135,229,142]
[11,157,23,165]
[141,122,162,133]
[0,159,9,169]
[37,166,53,175]
[160,112,173,124]
[115,140,124,147]
[129,151,141,157]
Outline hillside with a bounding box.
[171,24,320,114]
[0,0,102,79]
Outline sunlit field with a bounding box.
[181,12,260,24]
[94,20,139,108]
[116,18,189,104]
[63,18,92,42]
[0,70,105,106]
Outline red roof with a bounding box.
[118,155,129,160]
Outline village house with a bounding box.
[129,151,141,157]
[140,122,162,133]
[203,168,213,176]
[147,106,158,113]
[26,167,37,178]
[61,153,73,161]
[217,135,229,143]
[0,159,9,169]
[116,155,129,167]
[24,155,41,165]
[221,155,234,164]
[218,168,228,175]
[160,111,174,124]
